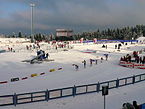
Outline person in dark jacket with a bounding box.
[90,59,93,66]
[45,53,49,59]
[122,102,135,109]
[115,44,117,49]
[133,101,141,109]
[139,57,142,64]
[95,59,98,65]
[72,64,79,71]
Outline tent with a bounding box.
[136,36,145,43]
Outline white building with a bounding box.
[56,29,73,37]
[0,34,5,38]
[136,36,145,43]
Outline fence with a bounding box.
[83,39,138,43]
[120,61,145,69]
[0,73,145,106]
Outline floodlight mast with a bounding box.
[30,3,35,43]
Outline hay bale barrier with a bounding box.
[49,69,55,72]
[31,74,38,77]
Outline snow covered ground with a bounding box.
[0,38,145,109]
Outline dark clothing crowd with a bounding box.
[120,51,145,64]
[122,101,141,109]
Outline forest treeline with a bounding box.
[7,25,145,41]
[73,25,145,40]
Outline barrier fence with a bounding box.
[0,73,145,106]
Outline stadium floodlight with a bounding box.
[30,3,35,43]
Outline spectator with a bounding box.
[122,103,127,109]
[120,57,124,61]
[45,53,49,59]
[133,51,138,57]
[10,48,13,52]
[8,47,10,51]
[33,44,36,49]
[115,44,117,49]
[128,55,132,62]
[143,56,145,64]
[29,45,32,50]
[122,102,135,109]
[105,45,107,49]
[139,57,142,64]
[95,59,98,65]
[26,45,29,50]
[118,44,122,49]
[135,56,139,63]
[133,101,140,109]
[102,44,105,48]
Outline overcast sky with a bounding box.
[0,0,145,35]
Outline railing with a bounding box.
[0,73,145,106]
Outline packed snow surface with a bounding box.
[0,38,145,109]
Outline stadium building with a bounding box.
[56,29,73,37]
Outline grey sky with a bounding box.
[0,0,145,35]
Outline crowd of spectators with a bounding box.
[120,50,145,64]
[122,101,142,109]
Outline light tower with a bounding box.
[30,3,35,43]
